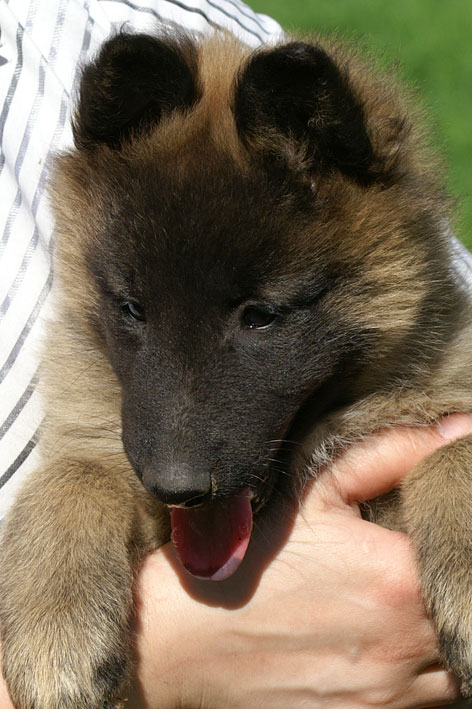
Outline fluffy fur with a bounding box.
[1,28,472,707]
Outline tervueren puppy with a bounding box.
[1,26,472,708]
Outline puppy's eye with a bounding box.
[121,301,145,322]
[242,306,276,329]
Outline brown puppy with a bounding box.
[1,29,472,708]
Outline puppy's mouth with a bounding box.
[169,487,255,581]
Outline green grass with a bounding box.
[251,0,472,248]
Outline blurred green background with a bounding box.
[251,0,472,249]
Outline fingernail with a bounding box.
[437,414,472,441]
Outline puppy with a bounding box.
[1,28,472,708]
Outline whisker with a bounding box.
[267,438,303,448]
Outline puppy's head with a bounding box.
[53,30,453,578]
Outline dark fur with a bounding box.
[1,29,472,707]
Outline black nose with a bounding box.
[143,463,212,507]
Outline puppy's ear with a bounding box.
[73,32,201,150]
[234,42,376,184]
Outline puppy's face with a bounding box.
[54,31,450,577]
[89,151,362,507]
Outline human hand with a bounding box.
[128,416,471,708]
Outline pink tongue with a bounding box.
[170,488,253,581]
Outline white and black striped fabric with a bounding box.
[1,0,471,522]
[0,0,282,520]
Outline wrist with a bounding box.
[127,546,212,709]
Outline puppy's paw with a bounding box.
[0,459,142,708]
[401,435,472,699]
[1,621,131,709]
[0,546,134,708]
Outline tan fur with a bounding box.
[1,29,472,708]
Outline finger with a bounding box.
[402,664,460,708]
[325,414,472,506]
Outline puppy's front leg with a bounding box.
[402,433,472,697]
[0,459,145,709]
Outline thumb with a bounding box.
[323,414,472,507]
